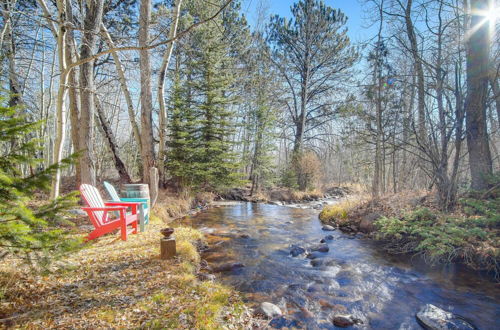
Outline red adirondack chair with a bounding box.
[80,184,139,241]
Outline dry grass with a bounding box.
[267,188,324,202]
[0,212,257,329]
[319,197,366,226]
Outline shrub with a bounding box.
[375,205,499,274]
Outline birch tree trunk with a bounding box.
[157,0,183,184]
[100,24,142,154]
[139,0,156,184]
[51,0,69,198]
[78,0,104,186]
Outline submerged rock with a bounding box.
[212,262,245,273]
[269,316,300,329]
[416,304,477,330]
[290,245,306,257]
[332,314,362,328]
[239,234,250,238]
[310,244,329,253]
[258,302,282,318]
[322,225,336,231]
[310,258,336,267]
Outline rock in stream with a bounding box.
[416,304,477,330]
[257,302,282,318]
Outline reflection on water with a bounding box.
[178,203,500,329]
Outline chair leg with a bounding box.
[86,230,99,241]
[132,219,138,234]
[121,221,128,241]
[138,204,145,232]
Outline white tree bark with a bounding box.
[52,0,69,198]
[157,0,183,183]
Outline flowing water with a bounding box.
[179,202,500,329]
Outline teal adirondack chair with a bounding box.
[104,181,150,232]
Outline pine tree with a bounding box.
[166,1,247,191]
[0,95,80,267]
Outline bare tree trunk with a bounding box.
[139,0,156,185]
[50,0,69,198]
[78,0,104,186]
[100,24,142,155]
[157,0,183,185]
[1,0,23,107]
[94,96,131,183]
[490,71,500,123]
[65,0,81,189]
[404,0,426,146]
[465,0,493,190]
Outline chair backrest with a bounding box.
[80,184,108,226]
[103,181,121,202]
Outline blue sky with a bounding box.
[240,0,377,43]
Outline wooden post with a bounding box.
[160,237,176,259]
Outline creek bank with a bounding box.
[218,186,351,204]
[319,190,500,280]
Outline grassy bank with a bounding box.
[319,190,500,277]
[0,197,258,328]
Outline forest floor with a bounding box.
[0,193,265,329]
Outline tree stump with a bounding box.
[160,237,176,259]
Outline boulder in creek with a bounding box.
[416,304,477,330]
[332,314,362,328]
[290,245,306,257]
[359,213,381,233]
[212,262,245,273]
[257,302,282,319]
[320,235,334,243]
[239,234,250,238]
[322,225,336,231]
[310,244,329,253]
[306,251,324,259]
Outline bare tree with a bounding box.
[78,0,105,186]
[139,0,156,184]
[465,0,493,190]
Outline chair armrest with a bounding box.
[120,197,149,203]
[105,202,140,207]
[82,206,127,211]
[105,202,138,215]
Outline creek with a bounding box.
[179,202,499,329]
